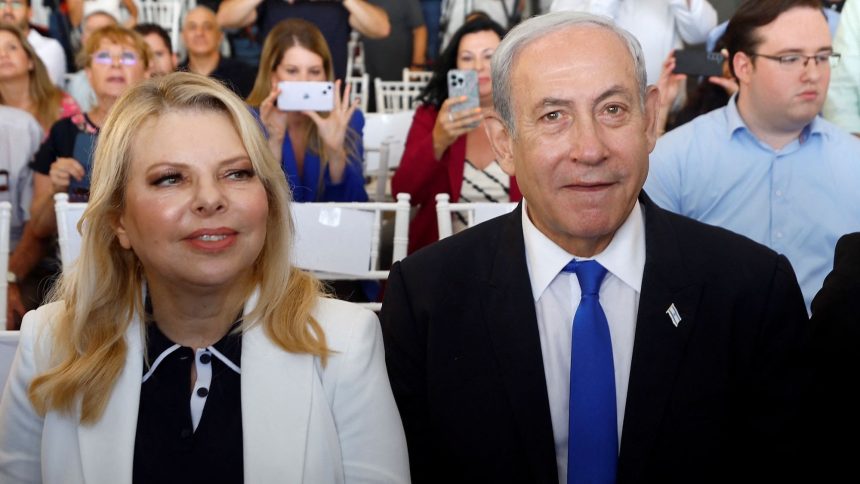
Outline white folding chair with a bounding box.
[139,0,183,57]
[347,73,370,113]
[363,110,415,201]
[0,330,20,400]
[54,193,88,271]
[402,67,433,87]
[291,193,411,311]
[374,79,424,114]
[346,30,366,77]
[435,193,517,239]
[0,202,11,330]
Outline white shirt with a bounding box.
[27,29,67,87]
[521,198,645,484]
[0,106,41,250]
[549,0,717,84]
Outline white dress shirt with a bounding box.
[27,29,67,87]
[549,0,717,84]
[521,198,645,484]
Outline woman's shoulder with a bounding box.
[57,91,82,121]
[311,297,380,354]
[17,301,66,368]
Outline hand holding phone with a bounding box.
[277,81,335,112]
[447,69,480,129]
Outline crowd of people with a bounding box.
[0,0,859,482]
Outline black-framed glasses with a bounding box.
[750,52,841,69]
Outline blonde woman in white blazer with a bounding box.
[0,72,410,484]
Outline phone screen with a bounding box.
[673,50,725,77]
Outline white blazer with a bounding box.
[0,293,410,483]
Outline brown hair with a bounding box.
[246,18,359,200]
[0,23,65,131]
[28,72,329,423]
[724,0,826,77]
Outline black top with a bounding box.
[133,317,244,484]
[31,113,100,202]
[257,0,350,81]
[178,56,257,99]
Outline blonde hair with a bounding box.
[29,72,329,423]
[0,23,65,131]
[247,19,359,199]
[77,24,152,70]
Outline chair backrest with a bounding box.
[346,30,365,77]
[54,193,88,270]
[347,73,370,113]
[0,202,11,330]
[139,0,183,56]
[0,330,20,400]
[291,194,411,310]
[363,110,415,201]
[435,193,517,239]
[374,78,423,114]
[402,67,433,86]
[291,193,411,277]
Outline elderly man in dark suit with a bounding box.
[380,11,811,484]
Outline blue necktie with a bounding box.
[563,259,617,484]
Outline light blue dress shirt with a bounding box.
[645,96,860,312]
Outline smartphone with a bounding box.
[447,69,480,129]
[68,131,97,203]
[277,81,335,112]
[673,50,725,77]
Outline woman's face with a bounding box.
[0,30,32,82]
[456,30,501,98]
[273,45,327,83]
[114,110,269,293]
[86,39,147,101]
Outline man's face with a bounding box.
[182,8,221,57]
[1,0,29,31]
[734,7,832,134]
[144,33,176,76]
[486,26,658,257]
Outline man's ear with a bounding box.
[484,114,516,176]
[733,51,753,86]
[643,85,660,150]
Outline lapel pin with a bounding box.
[666,303,682,327]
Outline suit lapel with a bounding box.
[77,316,144,484]
[617,196,703,480]
[241,290,314,483]
[482,205,559,483]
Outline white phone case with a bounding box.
[277,81,335,111]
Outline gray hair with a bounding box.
[491,11,648,134]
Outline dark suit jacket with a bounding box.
[810,232,860,480]
[381,193,810,484]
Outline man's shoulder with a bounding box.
[647,199,783,274]
[655,107,730,156]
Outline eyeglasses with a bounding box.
[750,52,841,69]
[0,1,25,9]
[91,50,139,66]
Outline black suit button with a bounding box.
[199,352,211,364]
[180,428,192,439]
[197,387,209,397]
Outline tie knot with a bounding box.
[562,259,607,296]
